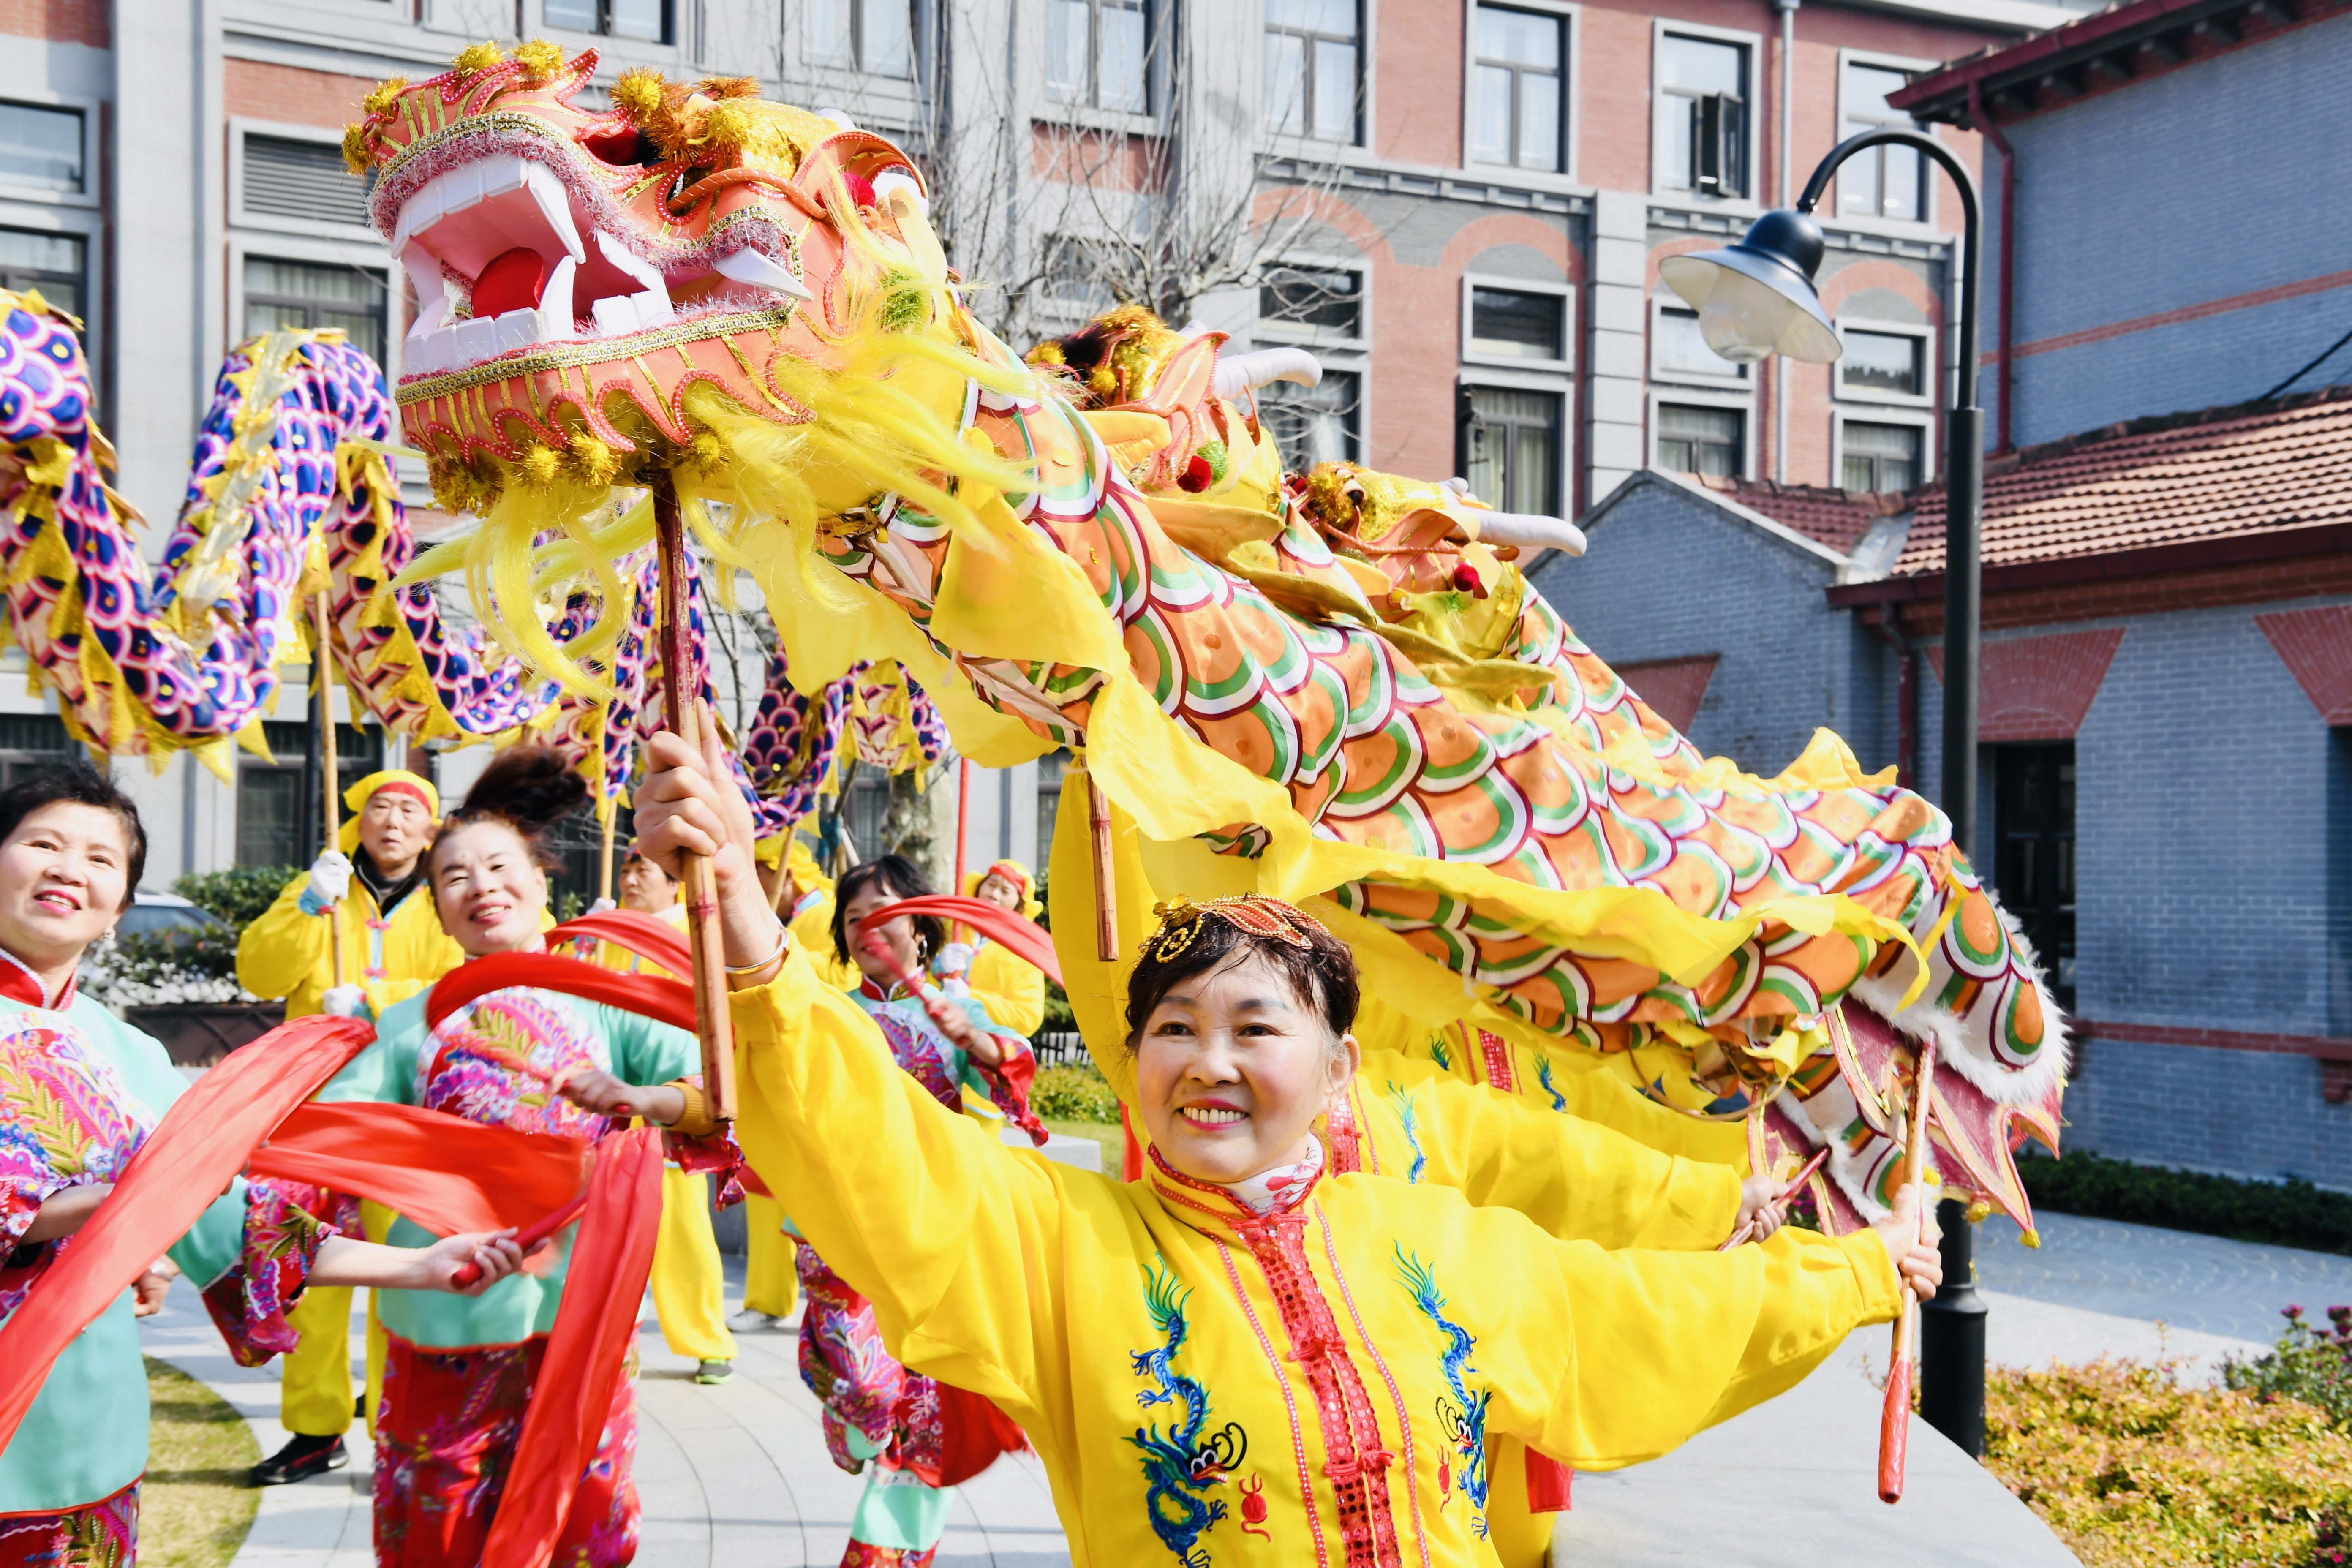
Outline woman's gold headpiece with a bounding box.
[1143,893,1329,964]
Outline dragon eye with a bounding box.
[582,126,658,167]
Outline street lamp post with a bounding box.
[1660,126,1988,1458]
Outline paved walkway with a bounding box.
[137,1207,2352,1568]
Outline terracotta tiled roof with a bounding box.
[1892,384,2352,577]
[1686,475,1911,555]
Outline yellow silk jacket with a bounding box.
[236,872,464,1021]
[730,954,1901,1568]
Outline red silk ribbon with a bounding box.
[248,1102,591,1238]
[860,896,1062,985]
[548,910,693,980]
[427,951,695,1036]
[479,1125,665,1568]
[0,1015,375,1452]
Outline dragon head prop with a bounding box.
[347,41,991,520]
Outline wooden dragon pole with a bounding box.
[1878,1041,1937,1503]
[312,593,346,991]
[650,471,736,1121]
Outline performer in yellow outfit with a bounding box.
[936,860,1047,1036]
[234,770,464,1485]
[635,727,1943,1568]
[595,849,739,1383]
[732,833,849,1332]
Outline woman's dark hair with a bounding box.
[832,855,944,966]
[0,762,147,910]
[1124,909,1360,1046]
[429,744,586,877]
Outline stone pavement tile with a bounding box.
[139,1284,376,1568]
[1981,1288,2263,1385]
[1976,1211,2352,1343]
[1554,1337,2082,1568]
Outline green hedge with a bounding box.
[2020,1150,2352,1257]
[1032,1061,1119,1123]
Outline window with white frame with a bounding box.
[1655,402,1742,478]
[1653,302,1745,383]
[1839,62,1925,222]
[1262,370,1362,471]
[1260,264,1362,337]
[1838,327,1927,400]
[1472,5,1565,173]
[242,134,373,228]
[1467,285,1566,362]
[1051,0,1151,113]
[1462,386,1561,515]
[544,0,670,42]
[808,0,915,75]
[0,229,84,323]
[245,256,387,363]
[1264,0,1360,142]
[0,101,84,194]
[1657,33,1747,199]
[1840,420,1922,492]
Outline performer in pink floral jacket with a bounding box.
[0,765,521,1568]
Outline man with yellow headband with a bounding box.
[238,770,463,1021]
[235,769,464,1484]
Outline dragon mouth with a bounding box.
[392,143,810,381]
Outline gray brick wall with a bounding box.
[1990,13,2352,446]
[2064,1040,2352,1191]
[1542,473,2352,1186]
[1535,478,1892,776]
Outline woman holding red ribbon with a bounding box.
[0,764,522,1568]
[314,746,724,1568]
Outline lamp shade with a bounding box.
[1658,208,1844,365]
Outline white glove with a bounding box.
[305,850,353,910]
[321,984,368,1018]
[588,897,617,914]
[932,941,976,981]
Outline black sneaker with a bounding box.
[251,1433,348,1486]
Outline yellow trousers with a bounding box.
[278,1201,392,1439]
[1484,1438,1564,1568]
[650,1166,737,1363]
[741,1193,798,1319]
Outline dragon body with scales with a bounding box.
[335,41,2064,1238]
[0,290,938,832]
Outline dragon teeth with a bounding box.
[713,246,814,301]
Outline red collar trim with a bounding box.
[0,946,73,1010]
[1145,1144,1322,1231]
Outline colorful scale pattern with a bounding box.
[826,385,2053,1118]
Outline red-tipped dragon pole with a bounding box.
[1878,1043,1937,1504]
[650,471,736,1122]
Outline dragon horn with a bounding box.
[1212,348,1323,400]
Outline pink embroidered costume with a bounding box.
[317,982,710,1568]
[0,958,338,1565]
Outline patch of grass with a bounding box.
[2020,1150,2352,1256]
[141,1356,260,1568]
[1985,1356,2352,1568]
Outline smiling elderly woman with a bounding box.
[632,719,1943,1568]
[313,744,727,1568]
[0,764,521,1568]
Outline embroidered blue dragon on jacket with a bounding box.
[1128,1259,1248,1567]
[1384,1081,1426,1184]
[1398,1247,1492,1535]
